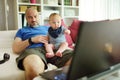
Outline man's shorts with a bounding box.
[16,47,73,70]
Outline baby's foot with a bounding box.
[55,52,62,57]
[46,53,54,58]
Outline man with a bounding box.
[12,7,73,80]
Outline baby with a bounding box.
[45,13,70,58]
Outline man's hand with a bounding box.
[31,35,48,44]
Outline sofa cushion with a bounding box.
[0,30,25,80]
[69,19,81,43]
[61,19,74,48]
[0,30,17,48]
[0,48,25,80]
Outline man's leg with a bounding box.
[47,49,73,68]
[64,57,72,66]
[23,54,45,80]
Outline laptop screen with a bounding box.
[67,20,120,80]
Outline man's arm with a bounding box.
[12,36,48,54]
[12,37,29,54]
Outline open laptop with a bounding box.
[40,20,120,80]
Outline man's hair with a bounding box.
[25,7,38,15]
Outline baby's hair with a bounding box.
[49,13,61,20]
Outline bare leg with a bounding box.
[45,44,54,58]
[23,54,45,80]
[55,42,68,57]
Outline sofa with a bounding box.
[0,19,80,80]
[0,30,60,80]
[0,30,25,80]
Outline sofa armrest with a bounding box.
[0,30,17,48]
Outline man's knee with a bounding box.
[23,54,44,70]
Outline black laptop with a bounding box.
[40,20,120,80]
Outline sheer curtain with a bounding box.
[108,0,120,20]
[79,0,120,21]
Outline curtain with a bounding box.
[108,0,120,20]
[79,0,120,21]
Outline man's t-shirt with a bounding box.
[15,25,49,48]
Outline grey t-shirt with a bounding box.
[48,26,66,49]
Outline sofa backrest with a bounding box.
[0,30,17,48]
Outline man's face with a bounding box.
[26,9,39,27]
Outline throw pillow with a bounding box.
[61,19,74,48]
[69,19,81,43]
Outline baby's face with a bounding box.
[49,16,61,29]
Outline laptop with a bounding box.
[40,20,120,80]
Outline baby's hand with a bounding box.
[64,29,70,34]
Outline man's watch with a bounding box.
[28,38,34,45]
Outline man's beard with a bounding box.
[30,21,39,27]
